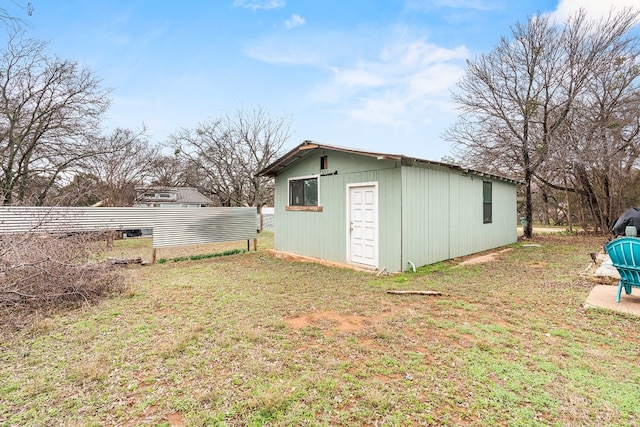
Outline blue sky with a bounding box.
[4,0,639,160]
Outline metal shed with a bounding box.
[260,141,519,273]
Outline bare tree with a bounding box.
[52,172,101,206]
[0,29,110,206]
[147,154,204,188]
[0,1,33,29]
[446,8,640,237]
[170,107,290,210]
[540,51,640,231]
[79,128,160,206]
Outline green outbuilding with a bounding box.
[259,141,519,273]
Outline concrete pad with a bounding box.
[585,285,640,316]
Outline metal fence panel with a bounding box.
[152,208,257,248]
[0,207,257,248]
[0,207,151,233]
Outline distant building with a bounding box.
[134,186,213,208]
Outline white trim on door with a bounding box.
[346,182,379,268]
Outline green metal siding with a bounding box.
[273,148,517,272]
[401,165,517,269]
[274,150,403,271]
[446,175,517,257]
[401,166,451,268]
[448,173,475,256]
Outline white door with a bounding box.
[348,184,378,267]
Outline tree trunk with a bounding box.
[541,188,550,225]
[524,169,533,238]
[564,176,573,231]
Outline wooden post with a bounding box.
[253,238,257,251]
[247,240,250,252]
[152,248,157,264]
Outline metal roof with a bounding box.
[259,140,521,185]
[136,186,214,205]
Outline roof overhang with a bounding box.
[258,140,522,185]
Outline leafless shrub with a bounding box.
[0,231,126,328]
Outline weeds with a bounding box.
[157,248,247,264]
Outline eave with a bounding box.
[258,140,522,185]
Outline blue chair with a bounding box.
[605,237,640,303]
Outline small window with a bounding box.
[289,177,318,206]
[320,155,328,170]
[483,181,492,224]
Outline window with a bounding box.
[320,155,328,170]
[289,176,319,206]
[483,181,492,224]
[143,192,175,200]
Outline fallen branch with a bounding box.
[108,257,142,265]
[386,290,442,296]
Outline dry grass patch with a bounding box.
[2,233,640,426]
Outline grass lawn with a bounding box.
[1,232,639,426]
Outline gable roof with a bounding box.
[136,186,214,205]
[259,140,521,184]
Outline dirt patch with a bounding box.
[167,411,185,427]
[284,310,371,333]
[285,316,312,329]
[529,261,548,268]
[458,248,514,266]
[268,249,378,273]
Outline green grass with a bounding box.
[1,233,639,426]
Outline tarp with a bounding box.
[611,207,640,236]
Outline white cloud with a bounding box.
[233,0,285,11]
[244,26,469,131]
[244,40,323,65]
[243,31,358,66]
[550,0,640,23]
[285,14,306,29]
[312,39,469,128]
[332,68,386,88]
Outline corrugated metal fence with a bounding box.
[0,207,257,248]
